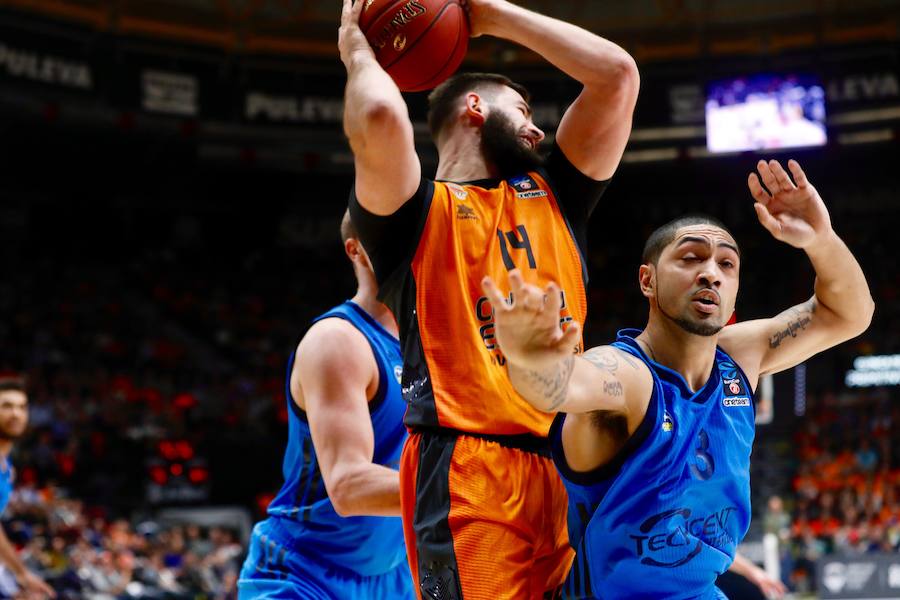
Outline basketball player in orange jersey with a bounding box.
[339,0,639,597]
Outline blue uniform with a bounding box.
[239,301,412,599]
[552,329,755,600]
[0,458,12,515]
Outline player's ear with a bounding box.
[639,263,655,299]
[464,92,486,127]
[344,238,361,263]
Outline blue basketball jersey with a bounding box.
[0,458,12,515]
[263,301,408,577]
[551,329,755,600]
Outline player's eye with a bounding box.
[720,260,735,269]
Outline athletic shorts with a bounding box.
[238,520,414,599]
[400,429,573,600]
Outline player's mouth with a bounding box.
[691,290,720,314]
[519,136,536,150]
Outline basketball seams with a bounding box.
[405,2,467,92]
[379,1,458,72]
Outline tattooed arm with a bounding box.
[719,160,874,387]
[482,271,653,415]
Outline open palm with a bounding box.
[748,159,832,249]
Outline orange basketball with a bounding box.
[359,0,469,92]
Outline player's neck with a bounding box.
[435,137,496,182]
[638,318,719,393]
[0,439,13,461]
[351,290,399,338]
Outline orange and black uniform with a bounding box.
[350,145,608,599]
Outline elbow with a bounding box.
[328,481,356,518]
[856,295,876,335]
[327,468,365,518]
[590,52,640,100]
[359,100,412,141]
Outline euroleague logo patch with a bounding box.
[719,359,751,407]
[508,175,547,199]
[394,365,403,385]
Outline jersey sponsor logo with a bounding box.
[394,365,403,384]
[723,397,751,407]
[717,359,739,381]
[456,204,478,221]
[508,175,548,198]
[662,410,675,432]
[629,505,738,568]
[446,183,468,200]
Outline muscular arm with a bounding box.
[340,0,420,216]
[294,320,401,517]
[508,346,651,417]
[483,271,653,417]
[472,1,639,180]
[720,161,874,386]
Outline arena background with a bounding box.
[0,0,899,598]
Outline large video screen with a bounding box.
[706,75,827,153]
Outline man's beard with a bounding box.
[480,111,544,179]
[658,295,723,337]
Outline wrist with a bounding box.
[470,0,515,38]
[804,229,840,257]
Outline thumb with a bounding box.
[558,320,581,352]
[754,202,782,238]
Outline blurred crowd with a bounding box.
[763,389,900,592]
[0,482,241,599]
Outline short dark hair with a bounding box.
[0,376,26,394]
[427,72,530,139]
[340,209,357,243]
[642,215,737,264]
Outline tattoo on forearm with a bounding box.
[520,355,575,411]
[769,299,817,349]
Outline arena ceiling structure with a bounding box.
[1,0,899,171]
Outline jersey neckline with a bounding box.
[615,328,721,405]
[345,301,400,343]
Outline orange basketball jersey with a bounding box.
[401,172,587,437]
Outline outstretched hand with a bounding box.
[339,0,375,67]
[481,270,580,369]
[748,159,832,250]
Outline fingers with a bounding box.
[341,0,351,22]
[747,173,771,205]
[788,159,809,188]
[755,160,780,197]
[481,276,509,312]
[544,281,563,315]
[352,0,366,21]
[754,202,783,238]
[558,320,581,350]
[768,160,796,192]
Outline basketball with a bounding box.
[359,0,469,92]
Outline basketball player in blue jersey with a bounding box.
[0,377,55,598]
[238,213,412,599]
[482,159,874,599]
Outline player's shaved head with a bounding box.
[340,209,357,243]
[427,72,530,138]
[642,215,738,265]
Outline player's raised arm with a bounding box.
[720,159,874,385]
[339,0,421,216]
[468,0,639,180]
[293,320,400,517]
[482,270,653,416]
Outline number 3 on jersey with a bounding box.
[690,429,716,481]
[497,225,536,270]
